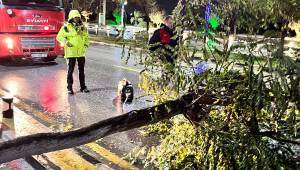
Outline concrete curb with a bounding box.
[90,40,123,48]
[90,40,143,51]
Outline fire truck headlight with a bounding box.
[5,38,14,49]
[6,9,13,16]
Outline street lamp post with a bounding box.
[121,0,127,27]
[98,0,106,26]
[103,0,106,25]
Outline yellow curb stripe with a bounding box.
[85,143,139,170]
[2,121,95,170]
[1,109,95,170]
[1,118,15,130]
[113,65,140,73]
[15,101,56,124]
[46,150,95,170]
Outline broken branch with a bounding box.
[0,92,224,163]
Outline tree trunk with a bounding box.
[279,30,286,57]
[0,92,223,163]
[233,25,237,38]
[143,8,150,31]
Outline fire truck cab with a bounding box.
[0,0,65,62]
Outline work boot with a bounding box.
[80,88,90,93]
[68,89,74,95]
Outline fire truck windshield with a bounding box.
[2,0,63,8]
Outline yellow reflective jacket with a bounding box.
[56,10,89,58]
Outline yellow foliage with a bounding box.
[81,11,92,22]
[289,21,300,38]
[149,11,164,28]
[139,73,179,104]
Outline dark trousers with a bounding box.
[67,57,86,90]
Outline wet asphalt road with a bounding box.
[0,44,153,168]
[0,44,149,126]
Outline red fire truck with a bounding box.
[0,0,65,62]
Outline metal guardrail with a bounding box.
[87,24,99,34]
[87,24,300,58]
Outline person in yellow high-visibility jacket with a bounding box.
[57,10,90,95]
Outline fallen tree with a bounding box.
[0,91,226,163]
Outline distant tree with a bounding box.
[112,8,122,25]
[131,0,161,30]
[149,10,165,28]
[81,11,93,22]
[213,0,300,55]
[63,0,98,21]
[130,10,143,26]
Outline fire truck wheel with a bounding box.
[0,58,10,64]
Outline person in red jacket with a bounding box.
[149,16,178,64]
